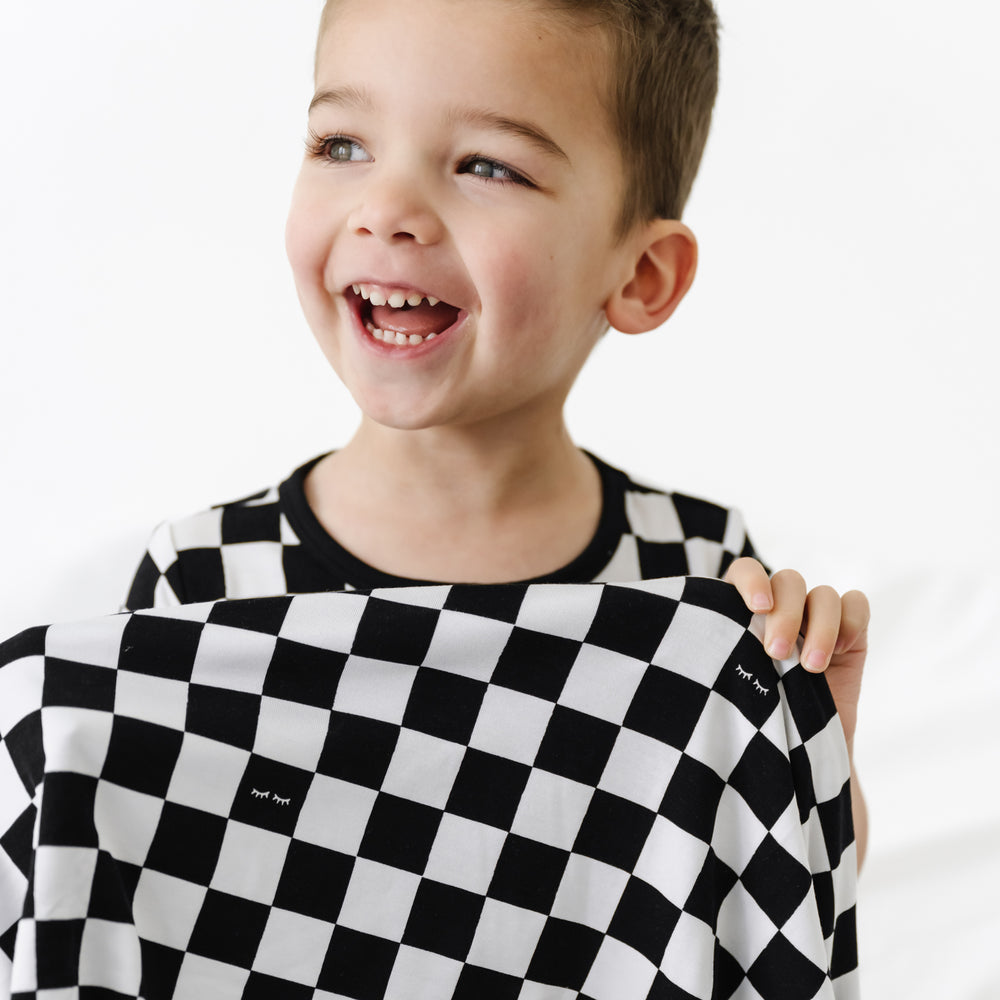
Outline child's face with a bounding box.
[286,0,638,433]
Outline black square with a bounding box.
[830,906,858,979]
[124,553,162,611]
[608,876,680,965]
[623,668,709,751]
[88,851,140,922]
[145,802,227,885]
[139,939,184,1000]
[534,706,619,786]
[317,711,399,789]
[648,970,701,1000]
[351,597,440,665]
[453,964,524,1000]
[812,870,835,940]
[3,710,43,796]
[402,878,485,960]
[683,848,738,927]
[789,744,817,822]
[672,494,729,546]
[487,835,569,913]
[220,501,282,544]
[0,623,47,662]
[186,683,260,751]
[37,773,99,848]
[282,545,345,596]
[728,734,796,829]
[817,779,854,870]
[782,664,838,743]
[273,840,354,923]
[318,926,399,1000]
[402,668,488,745]
[443,584,526,624]
[207,595,293,636]
[659,754,726,842]
[715,633,779,728]
[713,940,746,1000]
[263,637,346,708]
[42,658,116,712]
[525,917,604,991]
[35,918,84,989]
[188,889,271,969]
[492,626,580,702]
[120,614,204,682]
[747,931,826,1000]
[358,793,442,874]
[1,804,36,878]
[680,575,752,626]
[231,756,315,836]
[585,585,676,661]
[573,790,655,871]
[446,749,531,829]
[167,548,225,604]
[740,834,811,927]
[101,716,183,798]
[242,971,314,1000]
[636,540,690,580]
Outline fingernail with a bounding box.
[805,649,826,671]
[751,593,772,612]
[768,638,791,660]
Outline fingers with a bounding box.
[799,585,842,672]
[835,589,871,655]
[762,570,807,661]
[724,557,774,613]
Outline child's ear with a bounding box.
[604,220,698,334]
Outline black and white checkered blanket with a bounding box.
[0,577,857,999]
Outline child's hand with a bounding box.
[724,558,870,748]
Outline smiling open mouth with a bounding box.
[349,283,462,346]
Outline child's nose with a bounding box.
[347,172,444,246]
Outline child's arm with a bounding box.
[724,557,870,869]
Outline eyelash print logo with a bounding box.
[251,788,270,799]
[272,795,291,807]
[735,664,769,695]
[736,665,753,681]
[753,679,770,695]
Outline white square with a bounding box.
[372,585,452,611]
[711,786,768,876]
[683,691,759,780]
[114,671,189,731]
[550,853,629,932]
[132,869,208,950]
[684,537,725,578]
[171,509,223,551]
[33,847,98,920]
[803,725,850,803]
[0,755,28,839]
[381,729,466,809]
[190,622,275,695]
[715,881,776,971]
[421,608,514,681]
[661,911,716,1000]
[651,602,744,685]
[9,918,36,993]
[0,655,43,736]
[94,781,164,866]
[334,656,418,726]
[79,919,142,994]
[516,583,603,641]
[173,954,250,1000]
[624,492,684,543]
[592,534,640,583]
[279,512,300,545]
[336,859,421,941]
[423,813,508,895]
[383,945,463,1000]
[166,733,250,817]
[779,892,829,969]
[598,729,681,811]
[211,822,291,904]
[583,935,658,1000]
[517,980,578,1000]
[465,898,547,977]
[468,686,553,765]
[45,615,128,669]
[279,592,368,652]
[619,578,686,601]
[252,908,333,985]
[137,601,214,624]
[221,541,288,600]
[633,816,710,910]
[557,643,647,725]
[253,696,330,771]
[295,774,378,855]
[41,706,113,777]
[510,769,594,851]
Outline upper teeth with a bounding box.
[353,283,440,308]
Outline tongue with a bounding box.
[371,300,460,337]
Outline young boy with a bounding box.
[9,0,865,994]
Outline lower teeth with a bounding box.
[367,323,437,346]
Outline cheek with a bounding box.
[285,180,333,292]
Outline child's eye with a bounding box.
[459,156,532,187]
[306,131,371,164]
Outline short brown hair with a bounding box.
[315,0,719,235]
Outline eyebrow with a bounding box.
[308,87,569,164]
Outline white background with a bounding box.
[2,2,998,995]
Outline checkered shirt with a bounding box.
[1,577,857,999]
